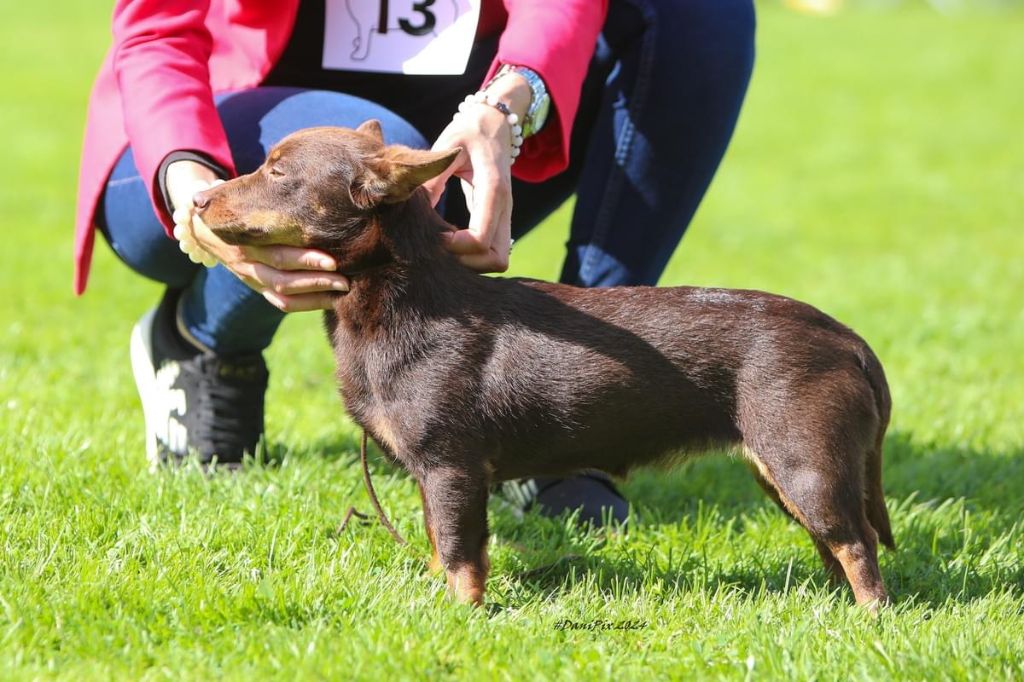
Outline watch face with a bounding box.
[532,95,550,134]
[519,68,550,136]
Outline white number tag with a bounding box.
[323,0,481,75]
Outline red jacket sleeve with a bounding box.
[112,0,237,233]
[490,0,609,182]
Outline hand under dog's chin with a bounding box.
[208,225,273,246]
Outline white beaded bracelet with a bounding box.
[171,179,221,268]
[455,91,524,164]
[169,186,218,268]
[172,213,218,268]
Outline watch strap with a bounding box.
[492,64,551,138]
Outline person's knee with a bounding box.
[219,88,431,173]
[283,90,428,149]
[656,0,755,40]
[373,110,429,150]
[712,0,757,57]
[101,216,195,287]
[120,237,195,287]
[704,0,756,40]
[645,0,756,75]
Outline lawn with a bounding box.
[2,2,1023,680]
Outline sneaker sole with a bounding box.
[130,309,161,471]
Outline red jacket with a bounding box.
[74,0,607,294]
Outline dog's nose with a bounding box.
[192,191,211,211]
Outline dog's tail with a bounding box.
[858,343,895,551]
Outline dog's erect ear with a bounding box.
[351,146,461,208]
[382,146,461,202]
[355,119,385,144]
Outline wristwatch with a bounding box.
[492,64,551,138]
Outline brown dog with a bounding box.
[194,121,895,609]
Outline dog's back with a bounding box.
[461,278,887,482]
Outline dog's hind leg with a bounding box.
[745,453,847,584]
[742,435,888,610]
[421,465,491,606]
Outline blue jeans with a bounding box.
[99,0,755,355]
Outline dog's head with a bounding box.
[193,121,459,250]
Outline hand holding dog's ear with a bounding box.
[421,104,517,274]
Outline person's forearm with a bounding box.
[490,0,609,180]
[112,0,234,228]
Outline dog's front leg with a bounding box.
[417,480,443,575]
[420,465,491,606]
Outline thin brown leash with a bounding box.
[343,433,587,574]
[351,430,407,545]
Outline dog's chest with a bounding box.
[359,403,408,456]
[334,345,436,458]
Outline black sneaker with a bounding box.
[501,472,631,527]
[129,289,269,469]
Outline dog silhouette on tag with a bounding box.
[345,0,462,61]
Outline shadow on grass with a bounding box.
[273,428,1024,608]
[618,430,1024,519]
[496,430,1024,608]
[263,429,424,473]
[881,431,1024,511]
[259,431,362,467]
[285,428,1023,513]
[500,548,835,605]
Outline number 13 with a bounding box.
[378,0,437,37]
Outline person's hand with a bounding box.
[165,159,350,312]
[421,74,532,273]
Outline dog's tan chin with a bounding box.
[209,226,267,246]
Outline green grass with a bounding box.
[2,2,1023,680]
